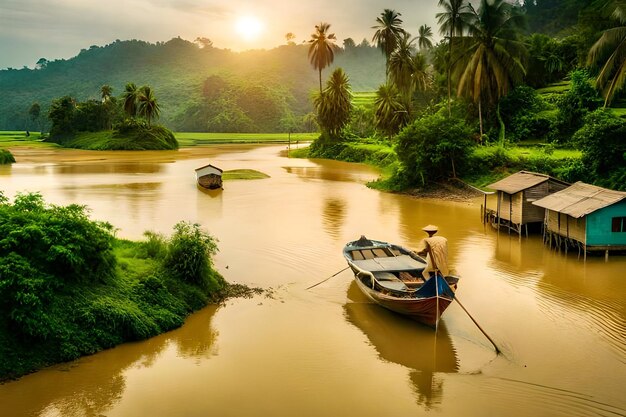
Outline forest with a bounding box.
[1,0,625,189]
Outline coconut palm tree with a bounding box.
[453,0,526,137]
[388,33,417,96]
[101,85,112,103]
[374,83,410,140]
[417,25,434,50]
[137,86,161,126]
[588,1,626,106]
[411,53,431,93]
[388,34,431,102]
[372,9,406,73]
[314,68,353,136]
[437,0,472,115]
[122,83,139,118]
[308,22,338,93]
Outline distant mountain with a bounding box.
[0,38,386,131]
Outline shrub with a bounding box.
[553,69,602,142]
[164,221,224,291]
[394,109,474,186]
[573,109,626,190]
[0,149,15,164]
[308,133,349,159]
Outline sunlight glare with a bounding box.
[235,16,264,41]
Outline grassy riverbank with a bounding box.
[0,193,257,381]
[296,136,583,193]
[175,132,317,146]
[0,131,316,150]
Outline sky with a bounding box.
[0,0,442,70]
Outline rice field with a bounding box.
[352,91,376,108]
[174,132,317,146]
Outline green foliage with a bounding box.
[174,74,295,133]
[48,96,76,138]
[525,34,580,87]
[58,121,178,150]
[394,110,474,186]
[499,86,554,141]
[0,193,116,342]
[346,104,376,138]
[308,132,350,159]
[374,83,409,139]
[314,68,353,137]
[573,109,626,190]
[0,196,228,380]
[0,39,385,132]
[553,69,602,141]
[164,221,224,291]
[0,149,15,164]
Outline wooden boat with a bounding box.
[195,164,223,190]
[343,237,459,328]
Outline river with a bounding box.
[0,144,624,417]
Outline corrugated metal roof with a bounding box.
[532,182,626,218]
[487,171,553,194]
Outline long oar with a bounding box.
[455,296,502,355]
[306,266,350,290]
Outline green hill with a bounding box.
[0,39,385,132]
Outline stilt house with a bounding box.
[485,171,570,236]
[532,182,626,259]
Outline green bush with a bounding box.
[164,221,224,291]
[0,149,15,164]
[308,133,350,159]
[0,195,228,380]
[573,109,626,190]
[552,69,602,142]
[394,109,474,186]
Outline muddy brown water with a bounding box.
[0,145,624,417]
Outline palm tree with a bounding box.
[308,22,338,93]
[437,0,472,115]
[314,68,353,136]
[453,0,526,137]
[101,85,112,103]
[137,86,161,126]
[410,53,431,93]
[388,33,417,97]
[388,34,431,103]
[122,82,139,117]
[372,9,406,73]
[588,1,626,106]
[417,25,434,50]
[374,83,410,140]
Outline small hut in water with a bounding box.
[195,164,223,190]
[485,171,570,236]
[532,182,626,259]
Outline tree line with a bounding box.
[305,0,626,190]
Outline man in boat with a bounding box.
[415,225,449,279]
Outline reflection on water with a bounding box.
[1,145,625,416]
[344,282,459,409]
[283,160,378,183]
[55,163,164,175]
[0,306,219,417]
[322,197,346,239]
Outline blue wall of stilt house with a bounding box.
[586,200,626,246]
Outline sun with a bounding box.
[235,16,264,41]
